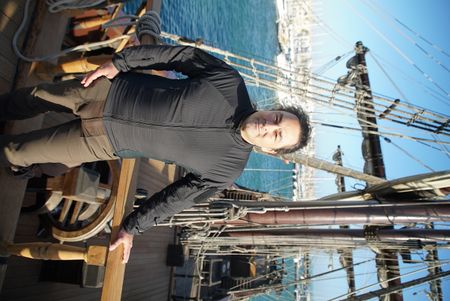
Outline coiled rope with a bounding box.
[13,0,161,62]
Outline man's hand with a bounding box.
[81,61,120,87]
[109,228,134,264]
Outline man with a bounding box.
[1,45,310,262]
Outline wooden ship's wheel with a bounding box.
[25,160,120,242]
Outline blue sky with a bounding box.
[309,1,450,300]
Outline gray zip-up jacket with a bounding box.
[104,45,255,234]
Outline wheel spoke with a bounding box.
[58,199,73,223]
[69,201,83,225]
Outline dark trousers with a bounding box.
[0,78,118,171]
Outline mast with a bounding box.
[427,224,444,301]
[221,203,450,226]
[353,41,386,178]
[352,41,400,301]
[225,228,450,243]
[333,146,356,295]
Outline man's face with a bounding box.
[240,110,301,152]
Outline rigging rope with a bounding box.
[329,261,450,301]
[13,0,130,62]
[314,120,450,150]
[300,0,352,48]
[342,0,450,100]
[368,52,411,105]
[312,72,450,119]
[233,59,449,133]
[382,137,435,172]
[362,0,450,75]
[268,76,450,140]
[268,183,295,194]
[162,30,450,136]
[227,252,448,298]
[367,0,450,60]
[13,1,161,62]
[239,72,450,143]
[369,52,450,106]
[204,43,450,128]
[231,259,375,298]
[432,134,450,159]
[45,0,105,13]
[313,50,353,75]
[304,81,447,131]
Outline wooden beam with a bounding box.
[101,158,136,301]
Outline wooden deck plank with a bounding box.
[0,55,16,85]
[0,0,25,25]
[0,76,13,93]
[0,3,29,44]
[0,2,22,87]
[0,31,19,63]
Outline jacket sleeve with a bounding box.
[122,173,222,235]
[112,45,237,79]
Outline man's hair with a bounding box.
[273,105,311,155]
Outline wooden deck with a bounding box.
[1,1,178,300]
[0,1,24,92]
